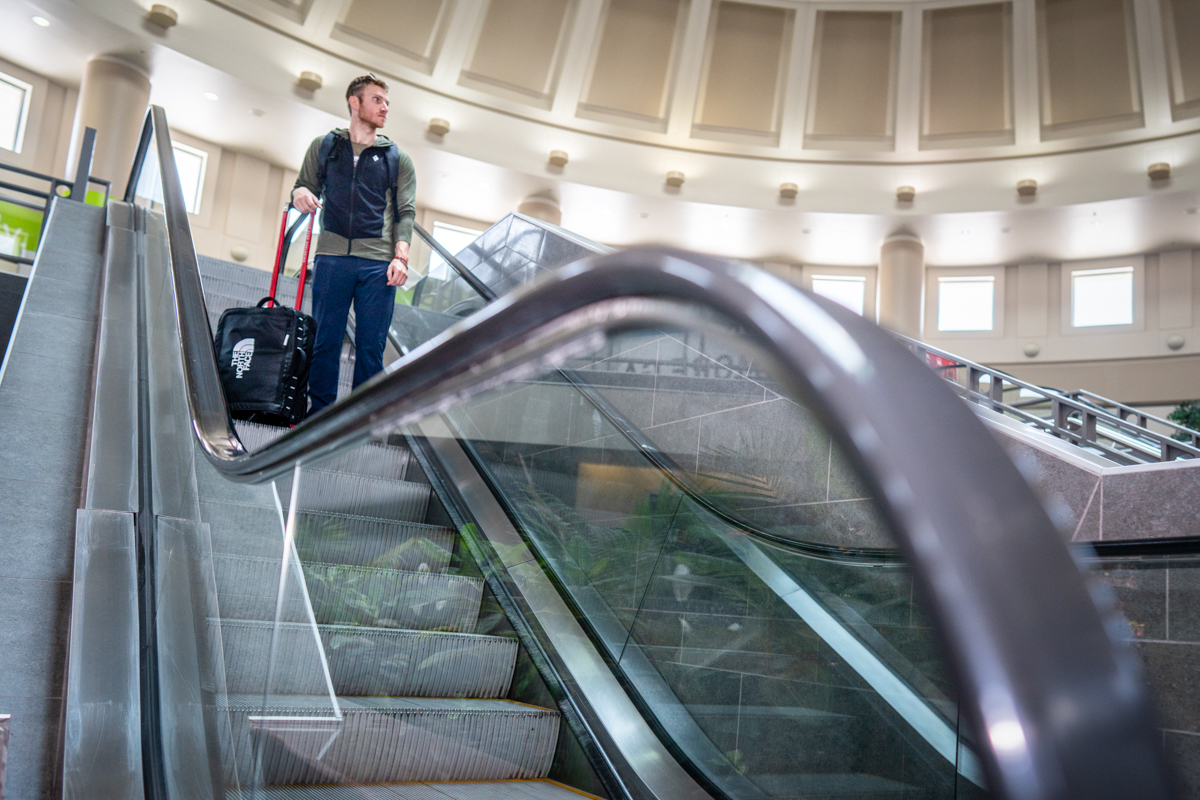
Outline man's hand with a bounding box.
[387,258,408,287]
[292,187,321,214]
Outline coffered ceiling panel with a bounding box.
[460,0,573,106]
[1037,0,1143,138]
[331,0,453,72]
[806,10,900,149]
[922,2,1013,149]
[244,0,315,25]
[694,1,792,142]
[580,0,685,124]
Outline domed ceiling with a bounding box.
[7,0,1200,264]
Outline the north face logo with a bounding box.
[232,338,254,378]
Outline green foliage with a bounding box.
[1169,401,1200,441]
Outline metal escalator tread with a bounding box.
[197,465,432,520]
[234,422,413,481]
[201,500,454,570]
[214,619,518,697]
[183,343,567,794]
[252,778,601,798]
[213,555,483,631]
[220,695,560,785]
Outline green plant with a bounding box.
[1169,401,1200,441]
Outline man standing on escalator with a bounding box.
[291,74,417,416]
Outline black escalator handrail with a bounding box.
[132,106,245,463]
[413,222,496,300]
[140,104,1168,798]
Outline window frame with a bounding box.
[925,264,1006,339]
[0,70,32,155]
[800,264,877,319]
[1059,255,1144,335]
[134,139,212,217]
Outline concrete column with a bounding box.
[517,192,561,226]
[68,56,151,199]
[878,232,925,338]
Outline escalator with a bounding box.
[60,106,1175,800]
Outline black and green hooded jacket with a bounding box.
[293,128,416,263]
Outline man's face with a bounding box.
[351,84,389,129]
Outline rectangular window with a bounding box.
[1071,265,1133,327]
[811,274,866,315]
[938,275,995,331]
[428,221,482,280]
[135,141,208,215]
[0,71,33,154]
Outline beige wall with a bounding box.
[167,130,297,272]
[924,249,1200,404]
[0,55,78,183]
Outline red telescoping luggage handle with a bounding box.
[268,204,314,311]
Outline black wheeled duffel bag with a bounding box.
[214,207,316,426]
[215,297,314,425]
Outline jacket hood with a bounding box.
[331,128,395,148]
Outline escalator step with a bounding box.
[251,779,599,798]
[236,421,413,480]
[214,619,517,698]
[219,695,560,786]
[197,466,432,522]
[202,501,454,572]
[212,555,483,631]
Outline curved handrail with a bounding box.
[407,224,903,564]
[133,105,1172,799]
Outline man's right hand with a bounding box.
[293,187,321,214]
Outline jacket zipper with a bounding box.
[346,138,358,256]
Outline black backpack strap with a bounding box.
[315,131,338,195]
[384,143,401,227]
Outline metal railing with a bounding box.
[0,127,111,267]
[903,337,1200,465]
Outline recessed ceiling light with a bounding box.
[32,15,50,26]
[203,91,219,101]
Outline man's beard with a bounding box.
[356,107,381,130]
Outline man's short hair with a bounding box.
[346,74,388,111]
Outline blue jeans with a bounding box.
[308,254,395,414]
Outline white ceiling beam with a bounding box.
[551,0,605,117]
[893,6,923,155]
[778,4,816,152]
[1010,0,1040,147]
[431,0,487,88]
[1132,0,1171,129]
[666,0,715,139]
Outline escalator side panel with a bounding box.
[0,197,106,800]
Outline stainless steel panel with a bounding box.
[155,516,224,800]
[0,713,9,800]
[62,509,143,800]
[84,218,139,513]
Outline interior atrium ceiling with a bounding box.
[4,0,1200,266]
